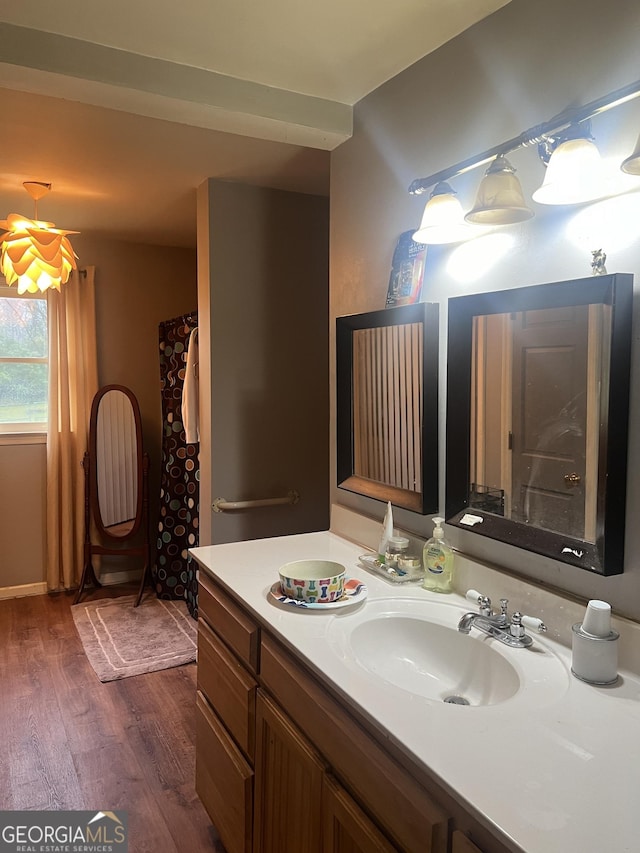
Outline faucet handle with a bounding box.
[465,589,492,616]
[509,611,525,639]
[465,589,485,605]
[521,614,547,633]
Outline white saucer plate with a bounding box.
[268,577,368,610]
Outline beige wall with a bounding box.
[330,0,640,618]
[0,439,46,587]
[77,234,197,534]
[0,235,197,589]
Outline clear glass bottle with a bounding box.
[423,517,454,593]
[385,536,409,569]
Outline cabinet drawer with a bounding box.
[198,617,257,760]
[199,573,260,673]
[261,635,449,853]
[196,691,253,853]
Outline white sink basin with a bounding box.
[328,597,568,708]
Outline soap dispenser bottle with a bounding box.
[423,517,454,593]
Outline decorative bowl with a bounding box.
[278,559,346,603]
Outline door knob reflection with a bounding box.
[564,472,582,487]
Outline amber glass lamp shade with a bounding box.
[465,156,533,225]
[412,182,474,244]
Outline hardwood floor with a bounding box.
[0,585,225,852]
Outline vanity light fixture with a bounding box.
[0,181,79,294]
[409,78,640,236]
[412,181,474,244]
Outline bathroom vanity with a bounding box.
[191,530,640,853]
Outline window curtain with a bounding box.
[46,266,99,591]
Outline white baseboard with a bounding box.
[0,571,144,600]
[0,581,48,600]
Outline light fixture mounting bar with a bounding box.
[408,78,640,195]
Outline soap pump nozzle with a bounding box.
[432,516,445,539]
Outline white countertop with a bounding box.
[191,531,640,853]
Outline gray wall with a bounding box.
[199,180,329,545]
[330,0,640,618]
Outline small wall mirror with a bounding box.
[76,384,150,605]
[336,302,439,513]
[446,273,632,576]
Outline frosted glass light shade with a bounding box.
[621,132,640,175]
[412,182,473,244]
[533,138,609,205]
[465,156,533,225]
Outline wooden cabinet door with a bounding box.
[452,830,485,853]
[254,690,325,853]
[261,635,449,853]
[322,774,399,853]
[195,691,253,853]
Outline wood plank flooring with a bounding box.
[0,585,225,852]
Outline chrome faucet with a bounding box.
[458,590,547,649]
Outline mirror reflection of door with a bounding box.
[471,305,608,544]
[352,323,423,494]
[511,306,588,539]
[96,389,139,537]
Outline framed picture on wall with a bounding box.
[385,230,427,308]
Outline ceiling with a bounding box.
[0,0,509,248]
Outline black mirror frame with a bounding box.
[336,302,439,514]
[445,273,633,576]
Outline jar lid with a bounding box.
[388,536,409,548]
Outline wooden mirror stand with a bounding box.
[75,385,151,606]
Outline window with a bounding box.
[0,286,48,434]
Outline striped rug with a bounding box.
[72,594,197,682]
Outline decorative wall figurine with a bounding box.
[591,248,607,275]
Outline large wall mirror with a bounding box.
[336,302,439,513]
[446,273,632,576]
[75,384,150,605]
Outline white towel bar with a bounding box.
[213,490,300,512]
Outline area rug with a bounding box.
[72,595,197,682]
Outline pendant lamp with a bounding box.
[412,182,474,245]
[465,155,533,225]
[0,182,79,294]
